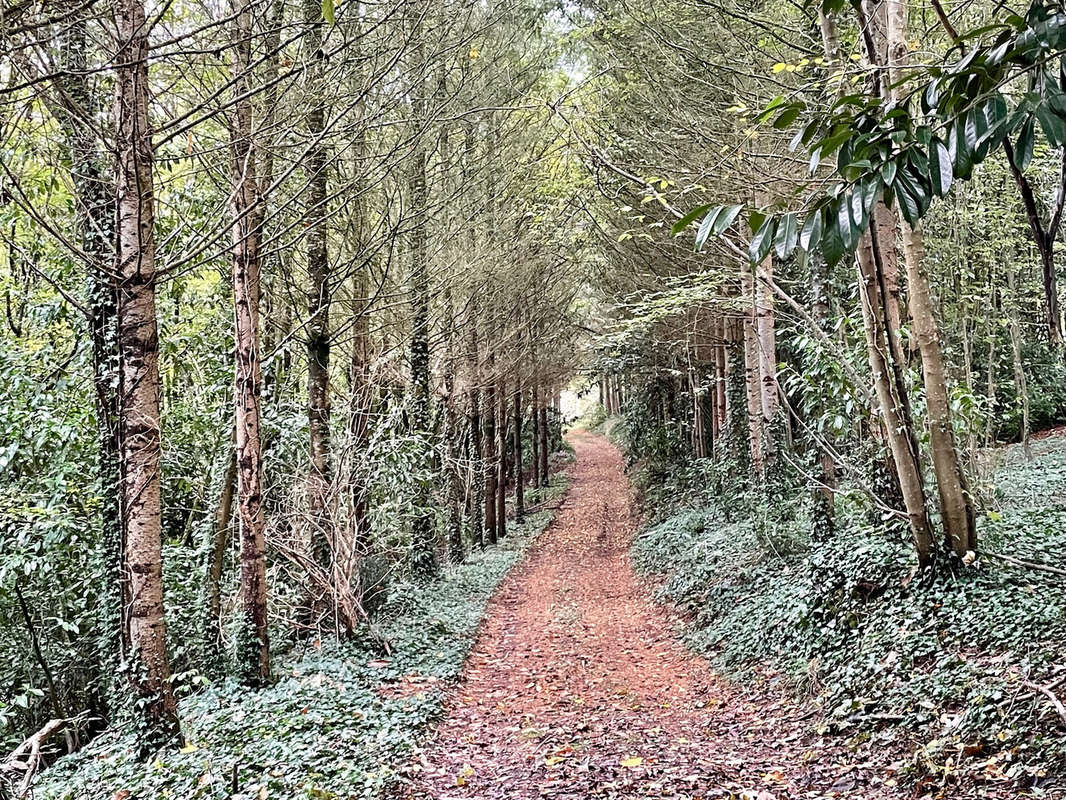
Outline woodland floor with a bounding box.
[402,431,907,800]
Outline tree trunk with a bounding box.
[113,0,180,748]
[513,383,524,522]
[408,7,436,577]
[1007,268,1033,460]
[529,367,540,488]
[886,0,977,559]
[741,264,764,473]
[230,0,270,684]
[304,0,333,569]
[714,319,728,442]
[202,442,236,672]
[496,375,507,541]
[856,231,936,567]
[483,366,497,545]
[468,321,484,548]
[56,8,122,664]
[811,247,837,535]
[538,395,549,487]
[755,252,779,457]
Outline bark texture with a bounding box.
[113,0,180,746]
[230,0,270,683]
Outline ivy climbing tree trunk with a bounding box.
[407,2,436,577]
[755,251,779,457]
[55,7,122,666]
[113,0,180,749]
[230,0,270,684]
[305,0,333,570]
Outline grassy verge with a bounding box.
[35,476,569,800]
[630,441,1066,793]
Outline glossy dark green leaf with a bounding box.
[672,203,715,236]
[1034,103,1066,147]
[774,213,799,259]
[800,210,823,252]
[837,192,858,251]
[882,159,898,187]
[748,216,777,263]
[713,204,745,236]
[951,116,974,179]
[694,206,722,249]
[929,139,953,196]
[1016,116,1036,171]
[821,204,846,268]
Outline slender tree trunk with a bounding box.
[496,375,507,541]
[304,0,333,570]
[811,249,837,534]
[741,264,764,473]
[408,6,436,577]
[714,319,728,441]
[856,232,936,567]
[468,319,484,547]
[202,442,236,671]
[56,9,122,666]
[513,383,524,522]
[1007,268,1033,460]
[113,0,180,748]
[886,0,977,559]
[538,392,549,487]
[755,242,779,454]
[483,364,497,545]
[230,0,270,683]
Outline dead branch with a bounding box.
[1,718,67,798]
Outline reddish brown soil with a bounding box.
[403,431,893,799]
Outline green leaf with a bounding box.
[800,211,823,252]
[837,192,860,251]
[749,216,777,263]
[672,203,715,236]
[821,204,846,267]
[322,0,335,23]
[1034,103,1066,147]
[882,160,898,187]
[773,105,802,130]
[929,139,953,196]
[713,204,744,236]
[774,213,799,259]
[695,206,724,249]
[950,117,973,179]
[893,180,921,226]
[1016,116,1035,171]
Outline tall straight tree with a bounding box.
[305,0,333,568]
[229,0,270,684]
[54,7,121,660]
[407,0,437,576]
[112,0,180,748]
[882,0,977,558]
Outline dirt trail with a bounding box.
[405,431,869,799]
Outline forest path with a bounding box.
[404,431,859,799]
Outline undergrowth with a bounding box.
[33,478,569,800]
[631,438,1066,793]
